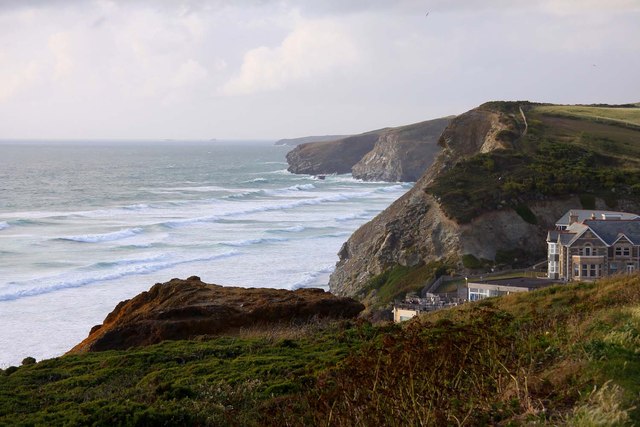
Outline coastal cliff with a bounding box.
[352,117,452,182]
[286,131,382,175]
[329,101,640,301]
[68,276,364,353]
[286,117,452,181]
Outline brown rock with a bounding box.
[68,276,364,353]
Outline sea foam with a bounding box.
[0,251,240,302]
[59,228,144,243]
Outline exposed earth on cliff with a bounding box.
[68,276,364,353]
[329,102,640,303]
[286,117,452,182]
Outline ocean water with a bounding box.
[0,141,411,367]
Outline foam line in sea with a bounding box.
[57,228,144,243]
[0,251,241,302]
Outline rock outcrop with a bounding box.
[286,131,383,175]
[69,276,364,353]
[286,117,453,181]
[352,117,452,182]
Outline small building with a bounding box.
[547,209,640,281]
[467,277,558,301]
[392,293,462,322]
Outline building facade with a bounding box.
[467,277,557,301]
[547,210,640,281]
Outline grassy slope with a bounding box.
[535,105,640,127]
[427,103,640,223]
[2,276,640,426]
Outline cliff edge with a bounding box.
[286,117,452,181]
[68,276,364,353]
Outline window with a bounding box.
[581,264,588,277]
[590,264,597,277]
[468,288,491,301]
[549,244,558,255]
[574,264,579,276]
[583,246,592,256]
[610,264,618,274]
[615,246,630,257]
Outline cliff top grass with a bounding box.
[427,102,640,223]
[535,104,640,127]
[2,275,640,425]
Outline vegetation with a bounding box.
[535,105,640,128]
[2,276,640,426]
[427,103,640,223]
[360,261,450,306]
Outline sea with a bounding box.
[0,141,412,367]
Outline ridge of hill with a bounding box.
[274,135,350,146]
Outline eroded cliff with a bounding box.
[329,101,640,301]
[286,117,452,181]
[352,117,452,181]
[69,276,364,353]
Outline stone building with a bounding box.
[547,210,640,281]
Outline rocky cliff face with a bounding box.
[329,101,640,299]
[286,117,452,181]
[286,132,383,175]
[329,106,526,296]
[352,117,452,182]
[69,276,364,353]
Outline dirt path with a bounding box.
[519,106,528,136]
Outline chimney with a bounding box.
[569,211,579,225]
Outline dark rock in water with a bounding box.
[68,276,364,353]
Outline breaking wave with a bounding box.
[58,228,144,243]
[0,251,240,302]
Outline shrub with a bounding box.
[21,357,36,366]
[514,203,537,224]
[462,254,483,269]
[580,193,597,209]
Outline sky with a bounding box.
[0,0,639,140]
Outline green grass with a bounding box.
[535,105,640,127]
[0,322,371,426]
[283,276,640,425]
[2,276,640,425]
[359,261,451,306]
[427,102,640,224]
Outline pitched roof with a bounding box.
[556,210,639,227]
[583,219,640,245]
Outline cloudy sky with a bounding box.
[1,0,639,140]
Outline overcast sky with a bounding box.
[1,0,639,140]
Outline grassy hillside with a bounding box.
[2,275,640,425]
[535,104,640,127]
[428,103,640,223]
